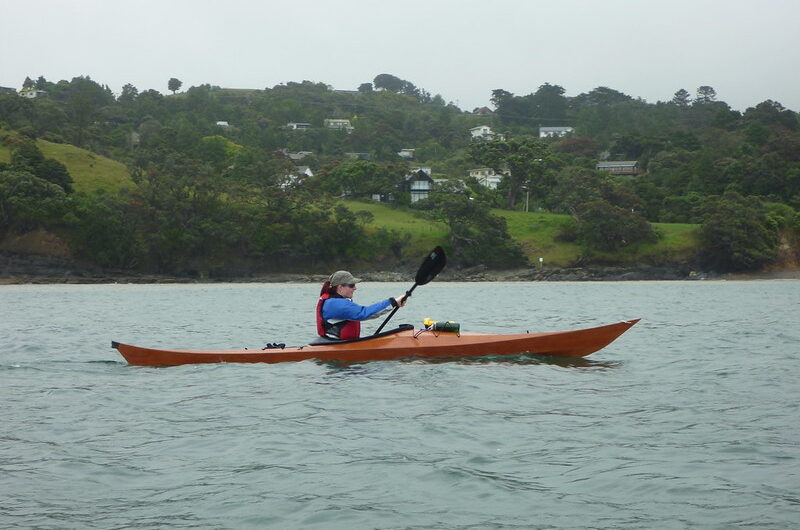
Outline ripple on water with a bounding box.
[2,281,799,529]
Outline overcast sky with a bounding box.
[2,0,799,112]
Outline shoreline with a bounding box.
[2,251,799,284]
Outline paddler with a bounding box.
[316,270,406,340]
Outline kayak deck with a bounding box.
[112,319,640,366]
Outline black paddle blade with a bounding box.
[415,246,446,285]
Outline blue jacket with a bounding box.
[322,297,392,322]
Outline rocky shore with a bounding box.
[0,250,735,284]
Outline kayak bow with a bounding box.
[112,319,640,367]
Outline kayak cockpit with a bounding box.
[307,323,414,346]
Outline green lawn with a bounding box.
[495,210,583,267]
[0,132,134,193]
[341,200,448,254]
[340,201,700,267]
[37,139,134,193]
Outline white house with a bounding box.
[19,89,46,99]
[469,125,504,141]
[280,166,314,189]
[324,118,354,132]
[468,167,507,189]
[286,122,311,130]
[216,121,230,128]
[398,148,415,159]
[539,126,574,138]
[295,165,314,177]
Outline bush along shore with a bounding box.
[0,250,727,284]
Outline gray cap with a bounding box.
[329,270,361,286]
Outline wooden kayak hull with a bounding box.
[112,319,640,366]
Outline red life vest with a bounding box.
[316,293,361,340]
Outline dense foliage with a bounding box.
[2,74,800,273]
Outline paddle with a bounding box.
[374,246,447,335]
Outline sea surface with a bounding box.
[1,281,799,529]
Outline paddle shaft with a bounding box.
[374,284,417,335]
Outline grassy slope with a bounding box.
[341,200,449,255]
[0,133,134,193]
[344,200,699,268]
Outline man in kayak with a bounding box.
[316,270,406,340]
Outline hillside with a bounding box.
[2,74,799,277]
[0,131,134,193]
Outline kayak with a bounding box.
[112,318,640,367]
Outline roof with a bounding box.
[597,160,638,167]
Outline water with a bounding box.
[1,281,799,529]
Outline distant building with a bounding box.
[468,167,507,189]
[345,152,371,160]
[472,106,494,116]
[216,121,230,128]
[405,168,434,202]
[596,160,642,176]
[398,148,415,159]
[282,149,314,161]
[286,122,311,130]
[0,86,17,94]
[469,125,504,141]
[19,89,47,99]
[280,166,314,189]
[324,118,354,132]
[539,126,574,138]
[295,165,314,177]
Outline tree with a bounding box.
[572,86,632,107]
[35,76,48,90]
[22,76,35,89]
[358,82,373,93]
[527,82,567,123]
[416,188,527,268]
[373,74,405,93]
[65,76,114,146]
[118,83,139,105]
[470,137,553,209]
[697,191,778,272]
[744,100,798,131]
[695,86,717,105]
[0,170,68,235]
[573,199,657,252]
[672,88,691,107]
[168,78,183,94]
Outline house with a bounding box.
[295,165,314,177]
[596,160,641,176]
[405,167,434,202]
[472,106,494,116]
[345,152,371,160]
[397,148,415,159]
[469,125,504,141]
[0,86,17,94]
[539,126,574,138]
[19,89,46,99]
[281,149,313,161]
[286,122,311,130]
[468,167,507,190]
[324,118,354,132]
[215,121,230,128]
[279,166,314,189]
